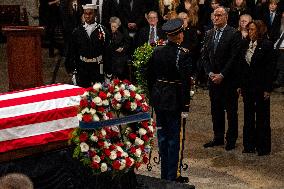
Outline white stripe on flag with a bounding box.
[0,117,78,142]
[0,96,81,119]
[0,84,81,101]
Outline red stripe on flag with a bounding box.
[0,84,63,96]
[0,106,78,130]
[0,88,85,108]
[0,129,74,153]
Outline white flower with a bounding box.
[101,163,108,172]
[82,91,89,97]
[93,83,102,91]
[122,152,128,157]
[110,151,117,160]
[123,90,130,98]
[138,128,147,136]
[101,129,106,136]
[93,97,102,106]
[80,142,89,152]
[135,148,142,157]
[135,94,142,101]
[103,113,109,120]
[92,155,101,163]
[125,141,132,148]
[81,108,90,114]
[93,114,100,121]
[130,102,137,110]
[102,99,109,106]
[107,92,112,97]
[90,134,98,142]
[148,126,154,133]
[119,159,126,170]
[116,103,122,109]
[77,113,83,121]
[104,141,111,148]
[129,84,136,91]
[190,90,195,97]
[114,86,120,92]
[135,137,144,145]
[129,157,134,166]
[114,93,122,102]
[120,84,126,90]
[90,108,96,114]
[116,146,123,152]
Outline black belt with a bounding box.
[156,79,182,85]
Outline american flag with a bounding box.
[0,84,85,153]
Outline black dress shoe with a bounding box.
[203,140,224,148]
[225,143,236,151]
[242,149,255,153]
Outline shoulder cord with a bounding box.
[176,49,181,71]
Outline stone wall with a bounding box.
[0,0,39,26]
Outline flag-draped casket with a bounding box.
[0,84,85,160]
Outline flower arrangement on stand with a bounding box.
[70,79,156,178]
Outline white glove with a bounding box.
[181,112,189,119]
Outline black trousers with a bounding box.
[209,82,239,143]
[77,62,104,88]
[242,88,271,153]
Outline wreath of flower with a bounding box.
[70,79,156,175]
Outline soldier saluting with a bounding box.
[65,4,111,87]
[146,18,192,181]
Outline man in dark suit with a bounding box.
[202,6,241,151]
[147,18,192,181]
[262,0,281,43]
[136,11,166,47]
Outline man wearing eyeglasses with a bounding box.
[201,7,242,151]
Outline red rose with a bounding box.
[91,161,100,169]
[135,162,141,169]
[123,79,131,85]
[113,79,120,85]
[90,101,96,108]
[112,160,121,170]
[107,112,113,119]
[139,145,145,152]
[148,132,153,137]
[125,157,132,167]
[128,133,137,141]
[109,145,116,151]
[80,99,88,107]
[124,101,131,110]
[140,94,145,101]
[99,91,107,100]
[142,104,150,112]
[130,91,136,98]
[116,142,124,147]
[97,106,105,112]
[82,114,93,122]
[112,99,118,106]
[136,100,142,106]
[89,150,96,157]
[98,140,104,148]
[143,155,148,164]
[79,132,88,142]
[130,147,136,154]
[141,121,148,129]
[117,151,122,158]
[103,149,111,157]
[142,135,149,142]
[100,154,105,160]
[109,85,114,93]
[119,90,124,96]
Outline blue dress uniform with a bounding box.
[66,21,111,88]
[147,19,192,181]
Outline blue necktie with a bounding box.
[214,29,221,53]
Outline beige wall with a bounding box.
[0,0,39,25]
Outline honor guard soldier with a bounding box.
[65,3,111,87]
[146,18,192,181]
